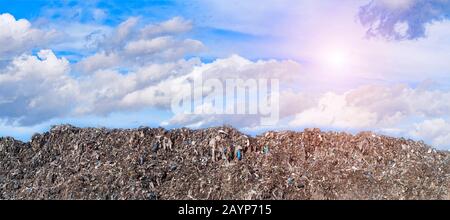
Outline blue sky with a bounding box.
[0,0,272,59]
[1,0,450,150]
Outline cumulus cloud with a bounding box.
[2,13,450,150]
[124,37,204,59]
[76,17,204,73]
[4,47,450,148]
[290,84,450,128]
[0,16,205,126]
[0,50,77,125]
[75,52,120,73]
[108,17,140,49]
[0,13,58,59]
[160,81,450,150]
[359,0,450,40]
[77,58,201,115]
[289,92,378,128]
[118,55,302,113]
[377,0,416,9]
[0,47,302,127]
[410,119,450,148]
[140,17,193,37]
[157,55,306,129]
[285,84,450,149]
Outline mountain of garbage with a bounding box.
[1,125,449,200]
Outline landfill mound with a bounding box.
[1,125,449,200]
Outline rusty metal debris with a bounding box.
[0,125,449,200]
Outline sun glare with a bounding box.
[325,50,349,69]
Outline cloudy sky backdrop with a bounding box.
[1,0,450,150]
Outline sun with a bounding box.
[325,49,350,69]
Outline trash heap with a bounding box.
[1,125,449,200]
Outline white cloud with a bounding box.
[74,48,305,124]
[359,0,449,40]
[2,49,450,149]
[109,17,139,48]
[0,17,207,125]
[289,92,378,128]
[140,17,192,37]
[125,37,175,55]
[377,0,416,10]
[158,56,307,128]
[286,84,450,149]
[0,50,77,125]
[2,13,450,151]
[410,119,450,148]
[0,13,57,59]
[75,52,120,73]
[124,37,204,59]
[290,84,450,128]
[76,17,204,73]
[394,21,409,37]
[92,9,107,22]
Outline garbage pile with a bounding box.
[1,125,449,200]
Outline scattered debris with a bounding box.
[0,124,449,200]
